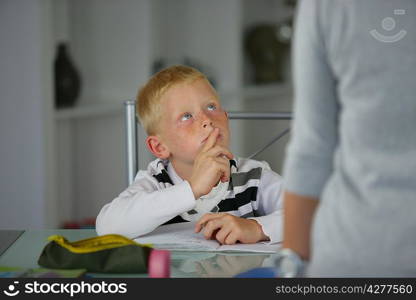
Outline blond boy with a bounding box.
[96,65,283,244]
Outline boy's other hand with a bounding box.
[189,128,233,199]
[194,213,269,245]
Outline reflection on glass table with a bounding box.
[171,252,276,278]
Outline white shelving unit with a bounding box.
[48,0,294,228]
[54,102,123,121]
[53,83,291,121]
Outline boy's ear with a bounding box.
[146,135,170,159]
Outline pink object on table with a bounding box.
[148,249,170,278]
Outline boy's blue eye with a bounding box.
[181,112,192,121]
[207,104,217,111]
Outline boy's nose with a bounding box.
[200,111,214,129]
[202,119,213,128]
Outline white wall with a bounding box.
[0,0,54,229]
[70,0,153,103]
[151,0,242,93]
[186,0,242,93]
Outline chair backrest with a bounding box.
[124,100,292,186]
[124,100,138,185]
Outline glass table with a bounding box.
[0,229,278,278]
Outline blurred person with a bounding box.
[280,0,416,276]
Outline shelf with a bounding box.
[54,84,291,121]
[54,102,124,121]
[244,83,292,100]
[219,83,292,100]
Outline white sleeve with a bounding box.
[248,169,284,244]
[95,171,196,239]
[283,0,339,198]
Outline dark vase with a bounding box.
[54,43,81,108]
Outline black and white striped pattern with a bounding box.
[151,158,269,224]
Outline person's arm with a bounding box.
[282,0,339,260]
[282,191,318,260]
[95,172,196,239]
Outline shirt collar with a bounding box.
[166,161,184,185]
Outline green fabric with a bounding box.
[38,240,151,273]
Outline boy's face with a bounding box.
[157,78,230,166]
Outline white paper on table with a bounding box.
[134,222,281,253]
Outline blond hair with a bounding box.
[136,65,208,135]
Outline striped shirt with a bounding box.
[96,157,284,243]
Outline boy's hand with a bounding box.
[189,128,233,199]
[194,213,269,245]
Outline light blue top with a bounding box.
[283,0,416,276]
